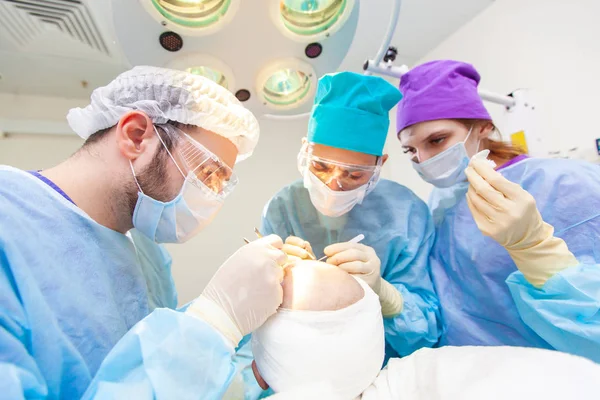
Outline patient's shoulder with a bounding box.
[282,261,364,311]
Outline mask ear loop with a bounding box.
[463,125,482,156]
[129,161,144,194]
[128,126,186,200]
[154,125,188,180]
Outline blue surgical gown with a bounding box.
[430,157,600,362]
[264,179,441,356]
[0,166,239,399]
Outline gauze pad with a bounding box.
[471,149,497,168]
[252,277,384,399]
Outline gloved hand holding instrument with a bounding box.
[324,235,404,318]
[250,228,316,264]
[275,231,403,317]
[465,159,579,288]
[187,234,288,347]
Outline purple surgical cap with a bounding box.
[396,60,492,133]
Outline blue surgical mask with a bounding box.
[412,127,478,188]
[130,166,224,244]
[129,125,227,244]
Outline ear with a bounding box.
[381,154,389,166]
[115,111,155,161]
[477,121,495,139]
[252,360,269,390]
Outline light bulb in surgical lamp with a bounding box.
[280,0,349,37]
[263,69,311,107]
[186,66,228,88]
[151,0,232,29]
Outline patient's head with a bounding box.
[281,259,365,311]
[252,260,384,399]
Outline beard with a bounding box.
[125,146,176,217]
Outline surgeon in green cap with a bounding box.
[261,72,441,361]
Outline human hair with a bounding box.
[82,126,111,147]
[455,118,526,161]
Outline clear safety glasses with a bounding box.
[297,143,382,191]
[155,124,238,198]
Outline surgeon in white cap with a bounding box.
[0,66,287,399]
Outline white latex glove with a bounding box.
[282,236,316,263]
[325,242,381,292]
[186,235,288,347]
[465,159,578,287]
[324,242,403,317]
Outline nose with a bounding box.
[414,149,430,163]
[325,177,344,191]
[205,174,222,193]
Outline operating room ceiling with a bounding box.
[0,0,494,101]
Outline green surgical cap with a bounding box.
[307,71,403,156]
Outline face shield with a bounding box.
[156,124,238,199]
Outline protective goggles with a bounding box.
[297,143,382,191]
[155,124,238,198]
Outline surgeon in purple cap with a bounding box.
[396,60,600,363]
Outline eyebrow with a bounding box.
[403,129,454,147]
[427,129,454,136]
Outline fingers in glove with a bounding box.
[324,241,369,257]
[257,234,284,250]
[335,260,372,275]
[465,166,506,209]
[466,191,493,235]
[262,254,286,285]
[285,236,315,259]
[466,185,499,221]
[303,242,315,258]
[267,248,288,267]
[285,236,307,247]
[470,159,522,200]
[282,243,311,259]
[326,248,369,267]
[274,264,284,284]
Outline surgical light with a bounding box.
[186,66,228,88]
[264,69,309,105]
[256,59,316,110]
[279,0,350,38]
[168,54,235,92]
[113,0,359,116]
[151,0,232,28]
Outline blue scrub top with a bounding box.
[0,166,241,398]
[429,157,600,362]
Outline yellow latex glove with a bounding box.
[465,159,579,287]
[324,242,403,317]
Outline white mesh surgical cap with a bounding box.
[252,277,385,399]
[66,66,259,162]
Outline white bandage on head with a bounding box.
[66,66,259,162]
[252,277,385,399]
